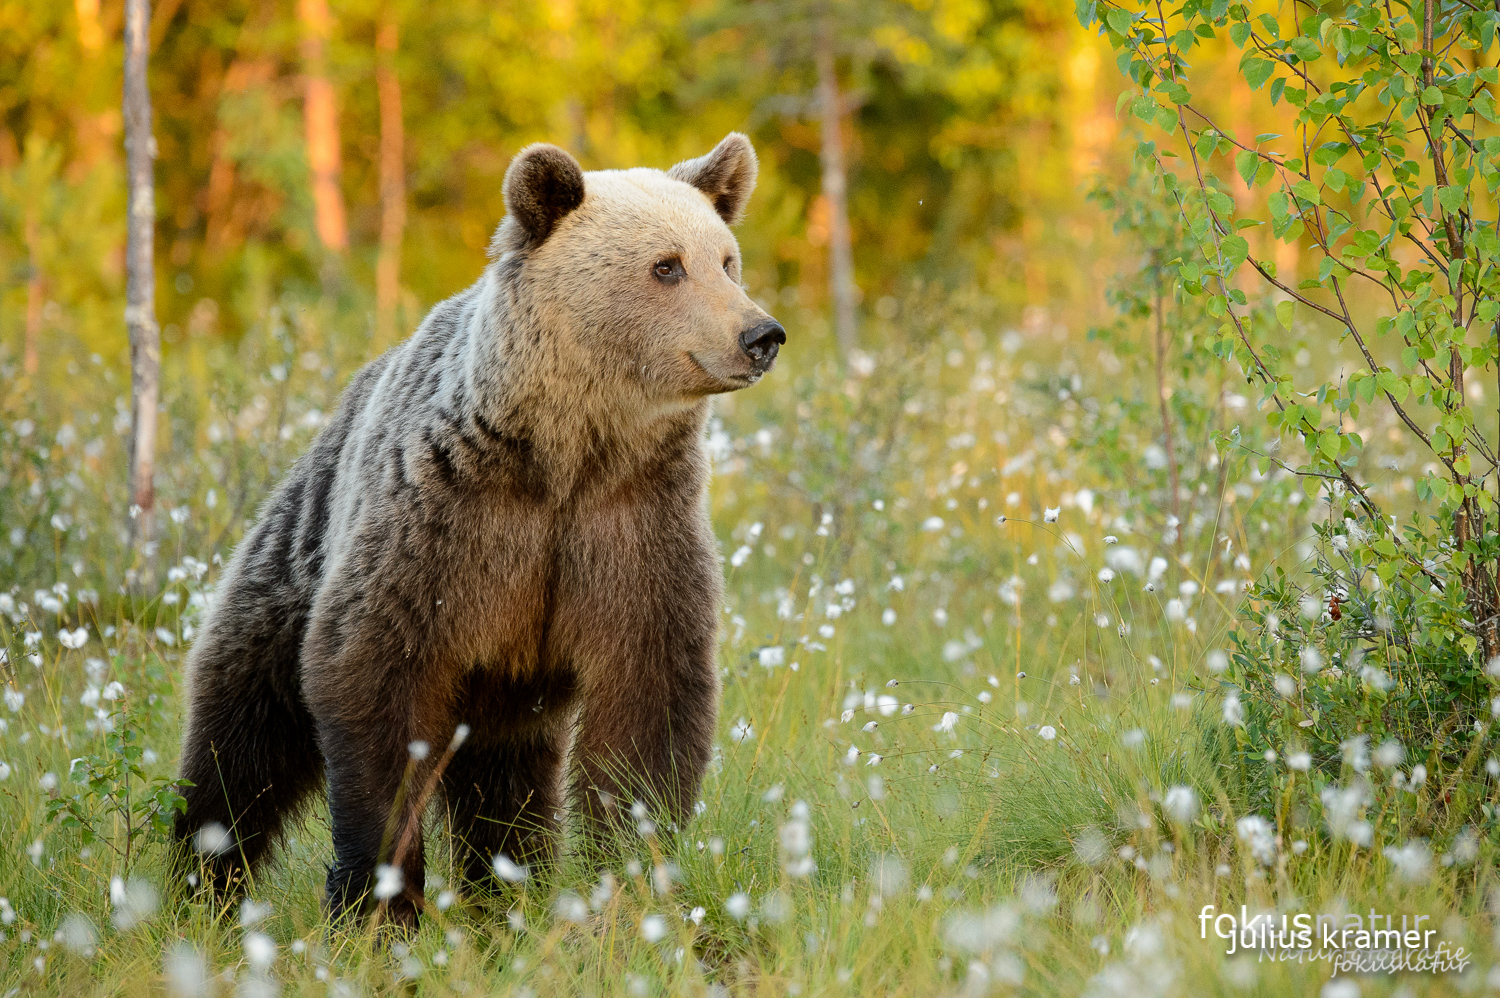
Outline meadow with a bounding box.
[4,0,1500,994]
[1,280,1495,997]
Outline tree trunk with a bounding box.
[375,9,405,344]
[814,16,857,358]
[124,0,159,549]
[299,0,347,253]
[22,206,40,377]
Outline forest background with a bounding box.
[1,0,1140,381]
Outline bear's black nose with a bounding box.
[739,319,786,369]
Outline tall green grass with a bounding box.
[1,302,1495,995]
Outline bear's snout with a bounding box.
[739,319,786,373]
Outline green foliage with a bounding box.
[1082,168,1288,553]
[46,715,189,876]
[1083,0,1500,827]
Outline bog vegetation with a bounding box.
[1,0,1498,995]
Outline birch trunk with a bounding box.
[124,0,159,548]
[814,16,857,358]
[299,0,347,253]
[375,10,405,344]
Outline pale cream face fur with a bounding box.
[520,168,777,403]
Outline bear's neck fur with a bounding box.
[455,257,710,499]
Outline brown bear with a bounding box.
[172,133,783,929]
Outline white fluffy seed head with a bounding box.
[59,913,97,956]
[239,898,272,927]
[163,943,208,998]
[194,823,232,857]
[373,864,404,901]
[640,914,667,942]
[1163,785,1198,824]
[243,931,276,972]
[492,853,529,883]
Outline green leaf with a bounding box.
[1230,21,1251,46]
[1105,7,1133,35]
[1316,256,1350,284]
[1376,370,1410,402]
[1421,85,1442,105]
[1221,234,1250,271]
[1208,190,1236,216]
[1292,180,1322,205]
[1242,57,1275,90]
[1276,300,1295,329]
[1162,81,1192,105]
[1236,149,1259,187]
[1437,185,1465,213]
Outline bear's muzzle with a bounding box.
[739,319,786,374]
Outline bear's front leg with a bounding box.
[303,600,456,931]
[570,613,720,854]
[317,713,430,930]
[443,721,570,890]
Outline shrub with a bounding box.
[1082,0,1500,827]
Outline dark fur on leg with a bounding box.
[319,716,428,931]
[171,538,325,895]
[444,728,568,890]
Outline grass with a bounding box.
[1,299,1497,996]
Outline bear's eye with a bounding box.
[723,257,734,274]
[652,258,684,284]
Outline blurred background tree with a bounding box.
[0,0,1102,378]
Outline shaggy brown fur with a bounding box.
[172,134,784,929]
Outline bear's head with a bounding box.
[493,134,785,401]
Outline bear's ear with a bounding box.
[667,132,758,225]
[503,143,586,245]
